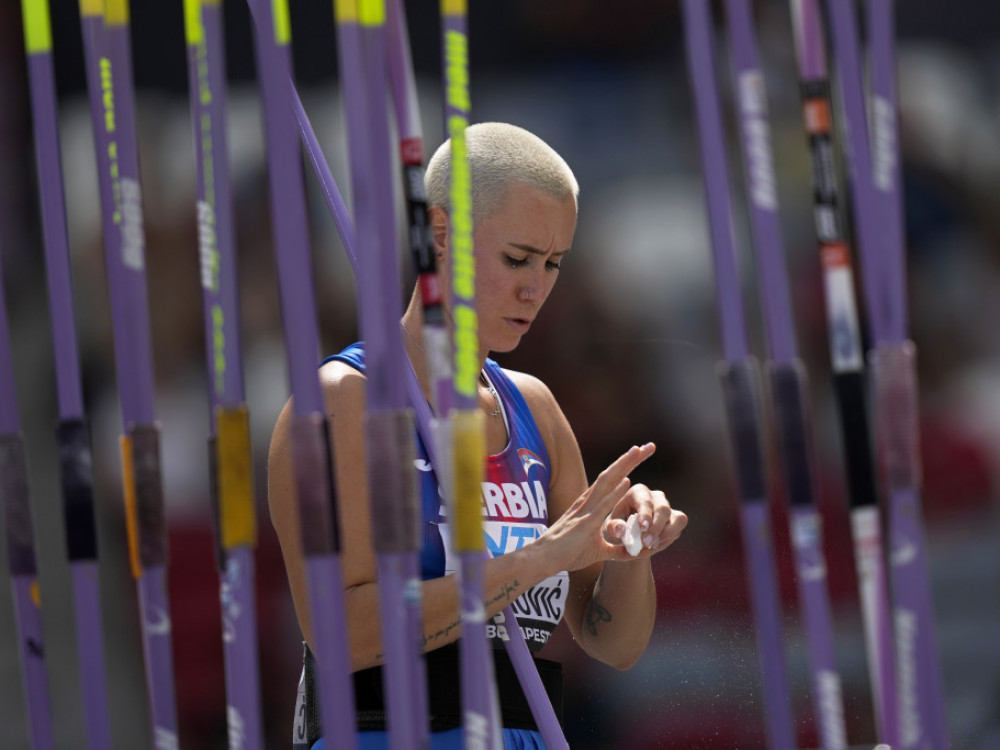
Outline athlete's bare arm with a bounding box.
[512,370,688,671]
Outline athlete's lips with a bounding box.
[505,317,532,334]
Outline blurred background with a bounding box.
[1,0,998,747]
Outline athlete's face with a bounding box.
[433,183,577,356]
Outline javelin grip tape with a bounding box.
[56,418,99,561]
[451,409,485,552]
[718,359,766,500]
[216,405,256,550]
[0,434,37,576]
[870,341,921,491]
[291,412,339,556]
[831,371,879,510]
[129,424,167,569]
[365,409,419,553]
[768,362,816,508]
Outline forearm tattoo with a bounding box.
[584,599,613,637]
[416,578,521,651]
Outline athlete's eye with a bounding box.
[505,255,529,269]
[545,260,561,272]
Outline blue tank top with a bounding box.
[325,344,568,652]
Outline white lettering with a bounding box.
[739,71,778,210]
[482,483,509,517]
[533,481,547,516]
[816,669,847,749]
[872,97,896,192]
[520,481,539,516]
[502,483,530,518]
[198,200,218,290]
[896,609,921,745]
[463,711,489,750]
[120,178,145,270]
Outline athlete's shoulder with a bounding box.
[319,347,367,415]
[501,367,555,406]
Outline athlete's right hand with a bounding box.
[537,442,656,574]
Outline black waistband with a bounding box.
[303,641,563,736]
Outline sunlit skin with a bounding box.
[267,179,688,678]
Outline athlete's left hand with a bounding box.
[602,484,687,556]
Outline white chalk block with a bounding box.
[623,513,643,557]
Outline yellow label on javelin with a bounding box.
[334,0,359,23]
[104,0,130,25]
[442,0,466,14]
[79,0,103,18]
[120,435,143,578]
[216,406,257,549]
[358,0,384,25]
[183,0,203,46]
[451,410,485,551]
[272,0,291,44]
[21,0,53,53]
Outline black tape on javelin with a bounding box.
[718,360,766,501]
[832,371,878,510]
[57,418,99,561]
[366,409,419,554]
[769,363,816,508]
[0,434,38,576]
[291,413,337,557]
[130,424,167,570]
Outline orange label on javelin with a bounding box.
[804,98,830,135]
[120,435,142,578]
[821,242,850,270]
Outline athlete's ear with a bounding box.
[428,205,449,265]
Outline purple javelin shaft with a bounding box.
[78,13,135,425]
[788,0,899,744]
[189,0,246,411]
[384,2,434,742]
[184,2,265,748]
[725,0,796,365]
[439,7,504,749]
[866,0,908,348]
[23,4,112,746]
[725,2,848,747]
[345,6,425,748]
[79,6,179,744]
[246,2,358,748]
[868,2,950,748]
[102,19,157,429]
[681,2,795,747]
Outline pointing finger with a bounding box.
[586,443,655,507]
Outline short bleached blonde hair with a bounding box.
[425,122,579,225]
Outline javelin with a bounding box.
[788,0,898,743]
[333,0,428,746]
[245,0,359,747]
[722,1,850,747]
[681,1,795,747]
[828,1,951,746]
[0,243,54,750]
[182,1,265,747]
[20,0,111,747]
[436,2,504,748]
[77,1,180,745]
[383,0,568,745]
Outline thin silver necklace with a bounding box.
[401,322,501,417]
